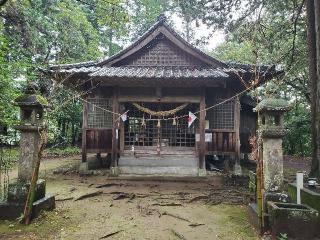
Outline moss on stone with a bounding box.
[35,95,48,106]
[14,94,48,107]
[254,98,290,112]
[257,126,288,138]
[288,183,320,212]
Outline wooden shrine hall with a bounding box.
[46,16,281,176]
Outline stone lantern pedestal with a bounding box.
[0,85,55,220]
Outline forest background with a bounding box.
[0,0,310,157]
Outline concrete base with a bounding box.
[0,179,55,220]
[0,195,55,220]
[118,154,199,176]
[79,162,89,173]
[110,167,119,176]
[119,166,199,176]
[7,179,46,203]
[0,202,24,220]
[198,169,206,177]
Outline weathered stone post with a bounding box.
[0,84,55,220]
[254,98,290,192]
[14,85,48,183]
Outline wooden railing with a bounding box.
[205,129,236,155]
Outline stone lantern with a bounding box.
[14,84,48,183]
[254,98,290,192]
[0,84,55,220]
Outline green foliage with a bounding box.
[0,21,19,128]
[127,0,171,41]
[283,102,311,156]
[212,41,257,64]
[212,0,310,157]
[47,88,82,146]
[0,0,312,159]
[0,0,128,145]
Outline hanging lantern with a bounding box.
[157,119,161,128]
[172,116,176,126]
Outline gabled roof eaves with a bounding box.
[49,61,97,70]
[97,19,227,68]
[45,18,282,79]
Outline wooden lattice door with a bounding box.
[123,102,197,153]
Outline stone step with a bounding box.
[119,166,199,176]
[119,155,198,167]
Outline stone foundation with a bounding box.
[0,179,55,220]
[7,179,46,203]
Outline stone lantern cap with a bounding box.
[253,98,290,112]
[14,94,48,108]
[14,84,48,108]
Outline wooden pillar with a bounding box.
[234,97,241,160]
[111,87,119,167]
[199,88,206,169]
[82,96,88,163]
[120,104,125,156]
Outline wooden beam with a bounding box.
[99,78,225,88]
[82,96,88,163]
[111,87,119,167]
[234,97,241,161]
[199,88,206,169]
[118,96,201,103]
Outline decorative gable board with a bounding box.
[114,34,210,67]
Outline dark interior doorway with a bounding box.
[123,102,198,151]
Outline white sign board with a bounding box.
[195,133,212,142]
[205,133,212,142]
[195,134,200,142]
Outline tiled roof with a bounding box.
[43,17,281,80]
[50,66,101,73]
[89,66,229,79]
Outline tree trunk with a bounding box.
[314,0,320,175]
[61,120,66,143]
[306,0,319,177]
[71,123,75,145]
[108,29,113,56]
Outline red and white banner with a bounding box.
[188,111,197,127]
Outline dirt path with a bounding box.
[0,157,258,240]
[7,155,80,180]
[283,155,311,182]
